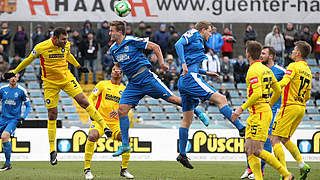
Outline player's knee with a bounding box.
[253,148,262,157]
[166,95,180,106]
[1,132,10,142]
[280,137,289,144]
[48,112,57,120]
[116,133,122,141]
[270,135,280,146]
[118,106,129,117]
[88,130,99,142]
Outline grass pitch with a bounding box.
[2,161,320,180]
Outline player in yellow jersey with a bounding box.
[4,27,109,166]
[270,41,312,180]
[231,41,294,180]
[84,64,134,179]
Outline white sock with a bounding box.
[299,162,305,168]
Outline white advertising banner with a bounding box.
[0,128,319,162]
[0,0,319,23]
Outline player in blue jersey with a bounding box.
[175,21,246,169]
[241,46,285,179]
[108,21,210,157]
[0,73,31,171]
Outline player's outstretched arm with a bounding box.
[270,81,281,107]
[67,53,80,68]
[12,48,38,75]
[279,64,295,88]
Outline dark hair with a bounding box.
[295,41,312,59]
[53,27,67,37]
[110,21,126,35]
[246,41,262,60]
[262,46,276,59]
[195,21,211,31]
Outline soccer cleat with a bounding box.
[239,127,246,137]
[299,164,311,180]
[104,127,113,138]
[84,168,94,180]
[176,153,194,169]
[113,145,131,157]
[50,151,58,165]
[0,164,11,171]
[198,112,210,127]
[240,168,251,179]
[120,168,134,179]
[248,171,264,179]
[283,174,295,180]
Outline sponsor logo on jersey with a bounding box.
[116,53,130,62]
[119,90,123,95]
[105,93,120,103]
[5,99,16,105]
[49,54,64,58]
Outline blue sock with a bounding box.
[261,137,272,172]
[194,108,201,117]
[247,159,250,169]
[119,116,130,146]
[3,141,11,165]
[219,105,244,130]
[179,127,189,155]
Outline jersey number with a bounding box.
[298,76,310,98]
[71,80,77,88]
[263,77,272,98]
[251,125,258,135]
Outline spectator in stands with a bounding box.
[243,24,257,44]
[221,27,236,59]
[154,24,169,57]
[167,32,180,67]
[97,20,111,65]
[45,25,55,40]
[219,85,232,105]
[69,39,80,81]
[0,55,9,82]
[101,50,113,79]
[66,25,73,39]
[220,56,231,82]
[133,21,145,37]
[165,54,177,72]
[0,22,12,56]
[283,23,299,66]
[32,24,46,48]
[203,53,221,82]
[125,25,133,35]
[189,23,195,29]
[265,25,285,64]
[142,25,153,57]
[299,25,313,47]
[9,55,24,82]
[167,66,179,90]
[312,26,320,65]
[168,24,180,36]
[79,32,99,84]
[233,55,248,85]
[81,20,95,39]
[205,26,223,56]
[0,45,8,63]
[311,72,320,103]
[13,25,28,58]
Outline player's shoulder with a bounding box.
[125,35,148,43]
[17,84,28,95]
[274,64,286,73]
[0,84,9,91]
[34,39,51,51]
[110,42,117,50]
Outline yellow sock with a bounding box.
[259,150,290,177]
[84,140,95,170]
[248,154,263,180]
[85,104,106,129]
[273,143,287,170]
[284,140,303,164]
[121,152,130,169]
[48,120,56,152]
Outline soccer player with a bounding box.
[109,21,209,157]
[4,27,109,166]
[84,64,134,179]
[0,73,31,171]
[270,41,312,180]
[241,46,286,179]
[231,41,294,180]
[175,21,246,169]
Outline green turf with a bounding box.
[2,161,319,180]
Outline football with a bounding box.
[114,1,131,17]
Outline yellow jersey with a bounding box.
[279,60,312,108]
[89,80,133,124]
[242,61,279,114]
[13,38,80,85]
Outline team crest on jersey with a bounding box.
[14,92,18,98]
[46,99,51,104]
[119,90,123,95]
[61,48,65,53]
[250,77,259,84]
[124,45,129,52]
[90,125,95,128]
[286,70,292,75]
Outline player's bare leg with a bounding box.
[0,131,12,171]
[209,92,246,136]
[47,107,58,165]
[84,129,99,180]
[166,95,210,126]
[113,104,132,157]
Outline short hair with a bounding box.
[53,27,67,37]
[294,41,312,59]
[195,21,211,31]
[246,41,262,60]
[110,21,126,35]
[262,46,276,58]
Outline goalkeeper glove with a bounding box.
[17,118,25,128]
[4,72,15,79]
[78,66,89,73]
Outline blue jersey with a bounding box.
[110,36,151,79]
[270,64,286,110]
[0,85,30,120]
[175,29,208,73]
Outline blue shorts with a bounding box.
[0,118,18,136]
[178,73,216,112]
[268,109,278,135]
[120,69,173,107]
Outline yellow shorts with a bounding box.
[272,105,305,138]
[245,110,272,142]
[43,75,83,109]
[89,121,121,140]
